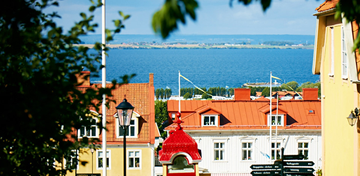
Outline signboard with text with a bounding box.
[250,148,315,176]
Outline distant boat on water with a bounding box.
[243,80,281,87]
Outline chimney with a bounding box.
[149,73,154,87]
[302,88,318,100]
[76,71,90,86]
[234,88,251,100]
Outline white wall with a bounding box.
[187,130,322,174]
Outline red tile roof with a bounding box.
[77,73,155,145]
[166,99,321,131]
[316,0,338,12]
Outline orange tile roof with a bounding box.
[166,99,321,131]
[316,0,338,12]
[77,73,155,145]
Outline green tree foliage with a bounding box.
[183,92,192,99]
[160,88,164,99]
[0,0,132,175]
[153,0,360,53]
[155,89,160,99]
[201,92,211,99]
[155,100,168,138]
[281,81,299,91]
[261,87,270,97]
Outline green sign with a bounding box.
[284,161,314,166]
[251,171,281,175]
[284,168,315,173]
[283,154,304,160]
[250,164,280,169]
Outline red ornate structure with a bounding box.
[159,113,202,176]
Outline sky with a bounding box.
[46,0,323,36]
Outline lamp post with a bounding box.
[90,143,96,175]
[116,98,134,176]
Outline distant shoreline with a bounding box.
[74,44,314,49]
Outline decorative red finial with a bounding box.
[175,119,183,130]
[176,112,181,119]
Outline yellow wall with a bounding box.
[321,22,357,176]
[66,146,153,176]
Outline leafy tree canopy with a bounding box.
[153,0,360,52]
[0,0,131,175]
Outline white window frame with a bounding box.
[116,114,139,138]
[96,150,111,170]
[341,26,348,79]
[267,114,284,126]
[271,142,281,160]
[329,26,335,77]
[202,114,218,127]
[212,138,228,162]
[298,141,309,160]
[241,142,253,161]
[78,117,99,138]
[127,150,141,169]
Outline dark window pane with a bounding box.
[130,126,135,136]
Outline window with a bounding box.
[271,142,281,160]
[298,142,309,160]
[341,26,348,79]
[128,150,141,169]
[214,142,225,160]
[202,115,218,126]
[118,118,138,138]
[79,118,98,138]
[268,115,284,126]
[329,27,334,76]
[172,113,176,121]
[242,142,252,160]
[97,151,110,169]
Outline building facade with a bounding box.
[312,0,360,175]
[166,88,322,176]
[65,72,157,176]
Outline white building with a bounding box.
[165,88,322,176]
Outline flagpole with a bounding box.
[101,0,107,175]
[178,71,181,119]
[276,94,279,159]
[269,71,272,162]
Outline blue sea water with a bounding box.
[90,48,319,94]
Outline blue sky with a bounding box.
[47,0,323,36]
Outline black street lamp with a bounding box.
[90,143,96,175]
[116,98,134,176]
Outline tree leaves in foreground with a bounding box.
[0,0,131,175]
[153,0,360,52]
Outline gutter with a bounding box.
[313,8,336,17]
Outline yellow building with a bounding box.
[313,1,360,175]
[64,73,157,176]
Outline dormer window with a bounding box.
[267,114,284,126]
[202,115,218,126]
[116,112,139,138]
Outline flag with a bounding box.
[260,151,270,159]
[180,74,212,97]
[271,75,282,81]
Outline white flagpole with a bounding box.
[101,0,107,175]
[179,71,181,119]
[269,71,272,162]
[276,94,279,159]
